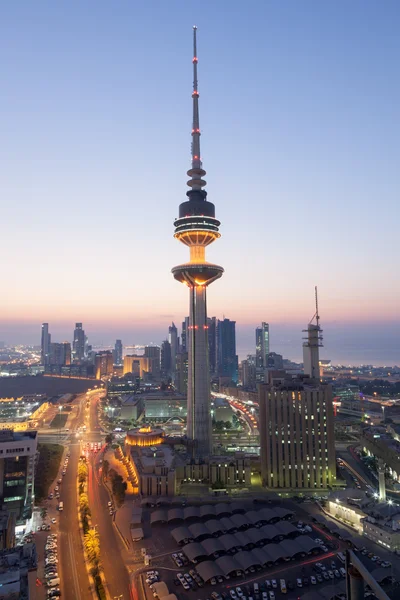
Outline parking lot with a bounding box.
[139,498,400,600]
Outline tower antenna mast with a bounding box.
[309,285,320,327]
[315,285,320,328]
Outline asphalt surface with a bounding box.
[58,395,93,600]
[87,394,133,600]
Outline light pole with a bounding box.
[59,405,62,439]
[382,405,385,423]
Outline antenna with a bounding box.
[308,285,320,327]
[186,26,207,191]
[315,285,320,328]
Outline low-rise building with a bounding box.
[144,392,187,422]
[212,397,234,424]
[363,518,400,551]
[0,542,37,599]
[0,430,38,529]
[119,396,144,421]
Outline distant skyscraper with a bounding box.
[168,323,178,379]
[72,323,85,361]
[144,346,161,381]
[207,316,217,377]
[176,351,189,395]
[267,352,284,370]
[181,317,189,353]
[41,323,51,365]
[95,351,113,380]
[303,287,323,379]
[49,342,71,366]
[217,318,238,383]
[256,322,269,369]
[259,380,336,489]
[171,27,223,456]
[114,339,123,366]
[241,355,256,389]
[160,340,172,381]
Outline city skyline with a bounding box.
[2,317,399,367]
[1,2,399,365]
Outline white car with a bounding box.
[236,588,244,598]
[230,591,237,599]
[271,580,277,589]
[310,576,316,585]
[51,518,57,524]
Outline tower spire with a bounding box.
[187,26,207,191]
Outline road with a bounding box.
[85,391,133,600]
[58,394,93,600]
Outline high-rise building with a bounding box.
[168,323,178,379]
[0,430,37,527]
[303,287,323,379]
[176,351,189,395]
[217,318,238,383]
[160,340,172,381]
[41,323,51,365]
[171,27,223,457]
[49,342,71,366]
[114,339,123,366]
[241,355,256,389]
[256,322,269,369]
[95,351,114,379]
[267,352,284,370]
[259,380,336,489]
[181,317,189,352]
[72,322,85,361]
[123,355,151,379]
[144,346,161,381]
[207,316,217,378]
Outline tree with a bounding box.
[224,421,232,429]
[105,433,114,445]
[40,507,48,521]
[89,558,104,579]
[102,459,109,480]
[84,529,100,563]
[79,493,89,512]
[78,462,88,484]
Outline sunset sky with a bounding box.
[1,1,399,364]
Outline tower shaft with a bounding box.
[187,286,212,455]
[172,27,223,458]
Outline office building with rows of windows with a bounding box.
[259,380,336,490]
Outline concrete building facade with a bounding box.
[0,430,37,529]
[259,381,336,490]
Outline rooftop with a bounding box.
[0,429,37,443]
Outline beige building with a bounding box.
[128,445,177,497]
[177,454,251,488]
[259,380,336,490]
[327,498,365,532]
[363,518,400,551]
[123,355,152,378]
[124,425,252,497]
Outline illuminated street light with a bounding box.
[388,499,393,506]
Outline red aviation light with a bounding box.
[193,57,198,63]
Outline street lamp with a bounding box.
[59,405,62,439]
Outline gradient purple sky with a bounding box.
[1,2,399,364]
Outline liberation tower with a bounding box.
[172,27,223,457]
